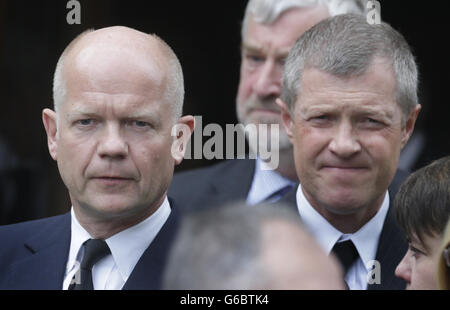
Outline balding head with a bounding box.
[163,202,345,290]
[53,26,184,122]
[260,218,345,289]
[42,27,194,239]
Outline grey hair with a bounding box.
[162,202,301,290]
[151,34,185,120]
[52,29,184,121]
[53,29,94,115]
[281,13,419,119]
[241,0,366,40]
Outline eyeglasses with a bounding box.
[444,246,450,268]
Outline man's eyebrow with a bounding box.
[65,107,158,120]
[300,102,395,116]
[241,42,289,59]
[241,42,262,53]
[124,111,159,121]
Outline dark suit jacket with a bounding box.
[169,159,256,212]
[171,160,408,289]
[0,199,180,290]
[279,176,408,290]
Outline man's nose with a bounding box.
[395,251,412,285]
[97,123,128,159]
[328,121,361,158]
[253,60,282,99]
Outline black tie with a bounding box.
[69,239,111,290]
[331,239,359,275]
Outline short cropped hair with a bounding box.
[281,13,419,121]
[241,0,365,40]
[163,202,302,289]
[52,29,184,121]
[395,156,450,248]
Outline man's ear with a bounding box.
[276,98,294,143]
[171,115,195,166]
[42,108,58,161]
[401,104,421,149]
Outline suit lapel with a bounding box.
[368,190,407,290]
[7,213,71,289]
[123,200,180,290]
[278,184,300,215]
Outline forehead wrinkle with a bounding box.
[65,92,159,118]
[300,102,394,119]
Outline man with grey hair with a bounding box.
[277,14,421,289]
[163,202,345,290]
[170,0,369,210]
[0,26,194,289]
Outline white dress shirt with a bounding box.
[246,157,296,205]
[296,185,389,290]
[63,197,171,290]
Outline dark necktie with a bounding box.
[68,239,111,290]
[331,239,359,275]
[265,184,294,202]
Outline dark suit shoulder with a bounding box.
[169,159,256,212]
[0,213,70,284]
[389,168,410,198]
[172,159,248,182]
[0,213,68,245]
[169,161,231,203]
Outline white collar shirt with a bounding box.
[246,157,296,205]
[296,185,390,290]
[62,197,171,290]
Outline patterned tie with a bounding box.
[265,184,294,202]
[68,239,111,290]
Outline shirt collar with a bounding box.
[68,197,171,281]
[296,184,389,270]
[246,157,295,205]
[67,208,92,274]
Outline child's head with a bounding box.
[394,156,450,289]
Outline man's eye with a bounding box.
[315,115,329,120]
[361,117,385,128]
[129,120,151,128]
[77,119,94,126]
[307,115,333,127]
[365,118,380,124]
[246,54,264,64]
[277,57,287,66]
[311,115,330,122]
